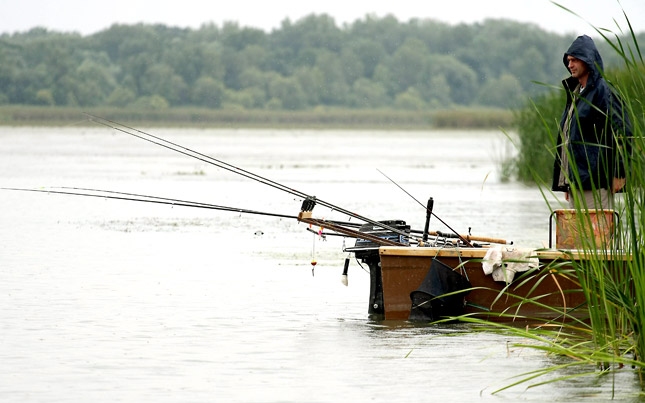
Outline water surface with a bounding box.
[0,126,640,402]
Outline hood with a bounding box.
[563,34,604,81]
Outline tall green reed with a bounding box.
[561,18,645,375]
[467,7,645,392]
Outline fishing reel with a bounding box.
[300,196,316,212]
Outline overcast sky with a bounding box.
[1,0,643,37]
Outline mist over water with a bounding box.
[0,127,638,401]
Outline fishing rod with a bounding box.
[309,226,506,247]
[66,186,367,229]
[61,188,449,245]
[2,186,366,229]
[2,186,295,219]
[4,186,411,246]
[84,114,415,242]
[84,113,307,201]
[376,168,475,247]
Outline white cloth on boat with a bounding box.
[482,245,539,283]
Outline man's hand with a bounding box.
[613,177,626,193]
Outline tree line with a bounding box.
[1,14,642,111]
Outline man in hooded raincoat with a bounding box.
[552,34,632,210]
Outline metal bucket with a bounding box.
[549,209,618,249]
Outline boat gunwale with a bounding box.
[379,246,630,261]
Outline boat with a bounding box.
[378,246,588,322]
[298,201,624,323]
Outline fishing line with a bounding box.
[376,168,474,247]
[311,230,317,276]
[84,114,416,242]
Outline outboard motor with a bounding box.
[352,220,410,320]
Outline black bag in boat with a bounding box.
[409,258,471,322]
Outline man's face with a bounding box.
[567,56,589,81]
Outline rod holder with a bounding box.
[422,197,434,242]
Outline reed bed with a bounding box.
[465,15,645,394]
[0,105,512,130]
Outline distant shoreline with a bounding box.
[0,106,514,130]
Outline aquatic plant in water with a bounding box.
[470,3,645,395]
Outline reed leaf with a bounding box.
[464,3,645,393]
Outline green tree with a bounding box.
[339,48,364,87]
[35,89,55,105]
[346,38,387,78]
[314,51,350,105]
[106,86,137,106]
[348,14,408,55]
[424,75,452,107]
[477,73,524,108]
[385,38,429,95]
[132,94,169,110]
[225,87,266,109]
[200,43,226,81]
[293,66,324,106]
[238,44,268,70]
[0,15,641,112]
[140,63,188,105]
[114,26,166,93]
[163,41,206,86]
[394,87,425,110]
[192,76,225,108]
[267,75,307,110]
[239,67,270,90]
[350,78,389,108]
[220,22,266,51]
[221,47,245,90]
[75,59,116,102]
[423,54,478,105]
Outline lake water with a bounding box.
[0,126,640,402]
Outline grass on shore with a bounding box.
[0,105,514,130]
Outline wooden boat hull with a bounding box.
[377,247,596,322]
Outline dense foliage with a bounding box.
[1,14,641,111]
